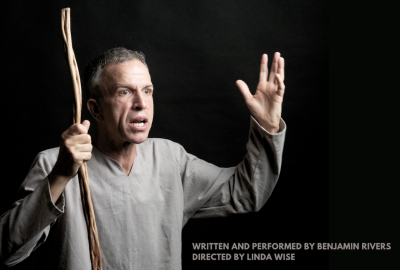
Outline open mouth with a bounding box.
[130,116,148,128]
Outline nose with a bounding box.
[132,91,147,111]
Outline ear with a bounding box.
[87,98,103,121]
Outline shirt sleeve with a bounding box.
[180,116,286,224]
[0,153,64,266]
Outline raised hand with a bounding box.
[236,52,285,134]
[48,120,92,203]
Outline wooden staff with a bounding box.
[61,8,103,270]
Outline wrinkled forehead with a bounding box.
[101,60,151,90]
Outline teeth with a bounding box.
[133,122,145,127]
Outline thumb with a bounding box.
[236,80,253,105]
[81,120,91,132]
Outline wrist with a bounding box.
[48,171,71,185]
[258,120,280,134]
[48,171,71,204]
[265,126,279,134]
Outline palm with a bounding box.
[236,53,285,133]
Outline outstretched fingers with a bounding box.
[236,80,253,105]
[259,54,268,82]
[275,73,285,97]
[268,52,280,83]
[278,57,285,81]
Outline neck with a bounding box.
[94,132,137,176]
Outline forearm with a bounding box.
[0,178,64,266]
[234,116,286,210]
[48,172,70,204]
[258,117,281,134]
[182,117,286,220]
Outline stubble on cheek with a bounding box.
[117,107,129,139]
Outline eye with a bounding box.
[120,90,129,95]
[143,88,151,94]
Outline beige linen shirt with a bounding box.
[0,117,286,269]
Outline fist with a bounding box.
[51,120,93,180]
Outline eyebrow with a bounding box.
[115,84,153,89]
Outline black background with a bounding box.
[0,0,395,269]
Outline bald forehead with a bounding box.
[101,60,152,94]
[103,60,150,79]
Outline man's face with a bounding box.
[98,60,154,145]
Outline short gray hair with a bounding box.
[84,47,148,101]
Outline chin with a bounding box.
[128,132,150,144]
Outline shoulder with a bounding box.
[38,146,60,156]
[17,147,60,195]
[34,147,60,167]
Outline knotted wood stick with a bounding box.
[61,8,103,270]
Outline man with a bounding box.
[0,47,286,269]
